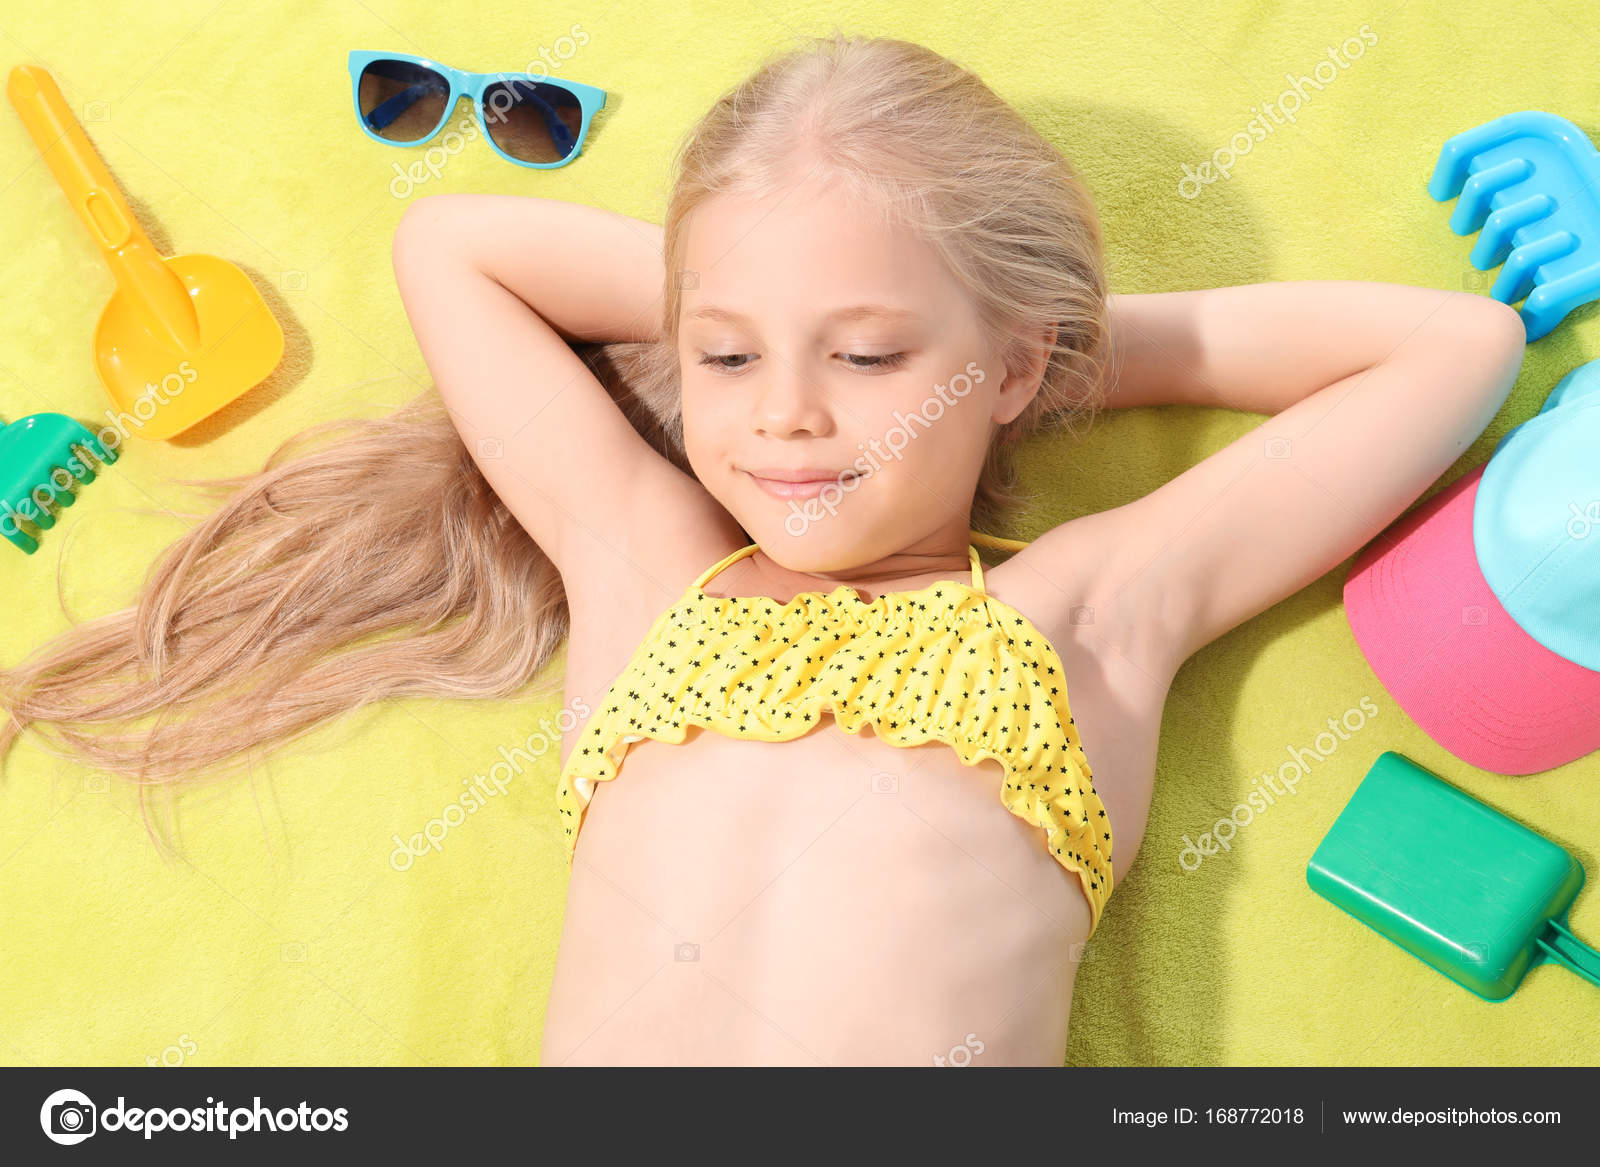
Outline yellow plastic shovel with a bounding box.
[7,65,284,441]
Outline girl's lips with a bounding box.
[744,470,857,500]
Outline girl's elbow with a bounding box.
[1456,294,1528,360]
[393,195,479,267]
[1457,297,1526,438]
[393,197,481,293]
[1482,296,1529,356]
[1481,299,1528,397]
[1440,295,1526,407]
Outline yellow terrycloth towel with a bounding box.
[2,0,1596,1066]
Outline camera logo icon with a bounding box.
[1264,436,1292,460]
[674,942,700,962]
[477,437,505,460]
[40,1088,96,1145]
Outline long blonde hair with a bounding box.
[0,31,1110,846]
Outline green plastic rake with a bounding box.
[0,412,117,554]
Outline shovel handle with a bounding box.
[1536,918,1600,989]
[6,64,199,350]
[7,65,144,252]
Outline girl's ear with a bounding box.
[991,324,1058,425]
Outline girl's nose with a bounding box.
[751,362,834,438]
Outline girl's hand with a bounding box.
[391,195,742,602]
[1038,281,1526,670]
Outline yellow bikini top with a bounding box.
[555,529,1114,934]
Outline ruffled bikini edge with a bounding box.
[562,700,1114,938]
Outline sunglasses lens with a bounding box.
[358,59,451,144]
[481,79,585,164]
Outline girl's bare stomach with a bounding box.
[540,716,1093,1066]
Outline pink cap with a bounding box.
[1343,465,1600,775]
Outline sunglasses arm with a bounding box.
[365,81,439,133]
[523,90,576,154]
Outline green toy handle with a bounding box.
[1536,918,1600,988]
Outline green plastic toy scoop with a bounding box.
[1307,751,1600,1002]
[0,412,117,553]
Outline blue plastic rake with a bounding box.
[1428,110,1600,341]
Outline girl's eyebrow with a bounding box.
[684,303,923,327]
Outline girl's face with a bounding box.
[676,170,1031,573]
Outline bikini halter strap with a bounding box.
[968,528,1030,593]
[693,528,1030,594]
[693,543,761,591]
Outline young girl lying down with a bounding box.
[0,32,1525,1065]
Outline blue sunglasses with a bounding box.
[348,51,606,169]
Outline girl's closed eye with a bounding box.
[840,351,908,371]
[696,352,757,373]
[695,351,909,374]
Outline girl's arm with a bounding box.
[391,195,739,588]
[1044,281,1526,669]
[1099,285,1479,413]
